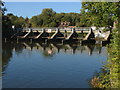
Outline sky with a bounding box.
[5,2,82,18]
[4,0,81,2]
[4,0,119,2]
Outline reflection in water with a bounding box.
[2,42,104,57]
[2,42,13,74]
[2,41,107,88]
[16,42,104,56]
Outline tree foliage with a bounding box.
[1,1,12,38]
[91,27,120,88]
[7,13,25,28]
[30,8,81,27]
[80,2,119,27]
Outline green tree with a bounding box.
[55,13,64,25]
[80,2,119,27]
[91,27,120,88]
[61,14,72,22]
[41,8,56,27]
[30,16,39,27]
[29,8,81,27]
[1,1,13,38]
[6,13,25,28]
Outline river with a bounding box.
[2,41,108,88]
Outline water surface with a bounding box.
[2,41,107,88]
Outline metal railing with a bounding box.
[21,27,92,32]
[16,27,107,32]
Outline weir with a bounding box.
[9,27,110,44]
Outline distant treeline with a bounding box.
[5,8,83,28]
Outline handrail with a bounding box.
[22,27,92,32]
